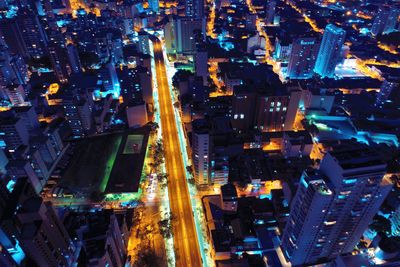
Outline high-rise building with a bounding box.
[137,66,153,105]
[17,197,76,266]
[314,24,346,78]
[10,54,29,85]
[185,0,204,19]
[42,120,68,155]
[274,36,292,62]
[0,117,30,152]
[0,38,28,87]
[165,18,205,55]
[1,84,28,106]
[255,90,301,132]
[245,13,257,31]
[164,19,175,54]
[30,136,58,170]
[0,19,29,58]
[118,67,140,103]
[16,8,48,58]
[266,0,276,25]
[191,76,208,102]
[12,106,40,133]
[28,148,51,182]
[148,0,159,13]
[194,49,208,86]
[192,119,210,186]
[64,210,130,267]
[39,0,58,30]
[94,30,123,64]
[391,204,400,236]
[66,43,82,74]
[0,178,25,266]
[281,143,393,266]
[6,159,43,193]
[178,18,205,54]
[376,78,400,106]
[0,148,8,174]
[0,40,16,87]
[137,31,151,55]
[123,18,134,36]
[47,41,71,83]
[220,183,238,212]
[210,156,229,185]
[99,62,120,98]
[383,9,399,34]
[287,38,319,79]
[371,7,400,36]
[231,85,256,131]
[63,94,93,137]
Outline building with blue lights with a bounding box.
[371,7,400,36]
[148,0,159,13]
[314,24,346,78]
[281,143,393,266]
[266,0,276,25]
[376,78,400,106]
[99,62,121,98]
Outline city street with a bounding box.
[151,37,202,267]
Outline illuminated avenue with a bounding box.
[152,37,202,267]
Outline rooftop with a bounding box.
[328,142,386,170]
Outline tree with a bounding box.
[150,139,165,172]
[158,213,175,239]
[158,218,173,239]
[188,177,195,185]
[135,247,160,267]
[148,121,159,133]
[157,173,168,184]
[186,165,194,177]
[172,70,193,88]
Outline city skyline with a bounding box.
[0,0,399,266]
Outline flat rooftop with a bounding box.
[105,129,149,194]
[59,127,149,195]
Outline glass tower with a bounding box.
[314,24,346,78]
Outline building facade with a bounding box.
[314,24,346,78]
[281,144,393,266]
